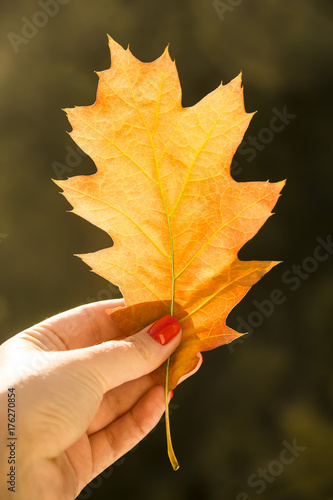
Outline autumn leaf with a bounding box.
[54,36,284,469]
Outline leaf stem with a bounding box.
[164,356,179,470]
[164,208,179,469]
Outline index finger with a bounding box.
[30,299,125,350]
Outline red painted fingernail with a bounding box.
[169,390,174,401]
[148,315,181,345]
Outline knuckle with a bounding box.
[130,410,151,438]
[129,335,152,364]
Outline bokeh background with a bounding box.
[1,1,333,498]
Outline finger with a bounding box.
[177,352,203,385]
[29,299,125,350]
[86,374,155,435]
[87,352,203,435]
[66,315,182,393]
[89,384,167,478]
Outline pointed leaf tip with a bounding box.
[163,43,170,57]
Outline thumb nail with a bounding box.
[148,315,181,345]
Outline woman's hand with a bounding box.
[0,299,201,500]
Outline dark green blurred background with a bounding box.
[1,1,333,499]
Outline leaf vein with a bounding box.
[63,185,169,258]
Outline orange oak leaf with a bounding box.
[54,36,284,469]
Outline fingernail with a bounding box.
[169,390,174,402]
[148,315,181,345]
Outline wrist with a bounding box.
[0,387,18,498]
[0,389,46,500]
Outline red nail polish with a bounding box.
[148,315,181,345]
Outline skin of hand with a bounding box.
[0,299,202,500]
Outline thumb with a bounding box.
[67,315,182,393]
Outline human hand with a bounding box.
[0,299,202,500]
